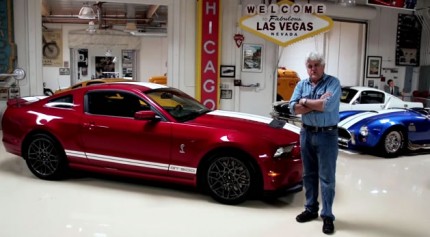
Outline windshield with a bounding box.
[146,89,211,122]
[340,88,358,103]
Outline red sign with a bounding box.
[234,34,244,48]
[197,0,220,109]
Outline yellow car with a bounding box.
[277,68,300,101]
[54,78,133,94]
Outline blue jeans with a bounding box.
[300,128,338,220]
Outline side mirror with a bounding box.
[134,110,159,121]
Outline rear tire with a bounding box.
[24,134,68,180]
[202,152,257,205]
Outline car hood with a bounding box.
[191,110,300,142]
[339,102,350,111]
[338,109,407,129]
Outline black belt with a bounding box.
[303,124,337,132]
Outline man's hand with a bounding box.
[320,92,332,100]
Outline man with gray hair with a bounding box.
[289,51,341,234]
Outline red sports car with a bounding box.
[2,82,302,204]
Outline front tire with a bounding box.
[378,129,405,158]
[202,153,257,205]
[24,134,68,180]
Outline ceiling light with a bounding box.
[78,2,96,19]
[338,0,356,7]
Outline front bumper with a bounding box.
[263,181,303,198]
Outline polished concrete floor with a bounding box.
[1,131,429,237]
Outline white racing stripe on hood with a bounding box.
[209,110,300,134]
[339,109,404,129]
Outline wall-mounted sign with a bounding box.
[234,34,244,48]
[196,0,221,110]
[367,0,417,11]
[239,0,333,47]
[0,0,16,79]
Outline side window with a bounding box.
[360,91,385,104]
[86,91,149,117]
[45,95,74,109]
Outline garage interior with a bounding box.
[1,0,430,236]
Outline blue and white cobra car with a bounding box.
[338,108,430,158]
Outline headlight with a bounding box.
[359,126,368,136]
[274,144,300,159]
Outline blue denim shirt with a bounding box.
[289,74,341,127]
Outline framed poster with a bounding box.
[242,44,263,72]
[366,56,382,78]
[220,65,235,78]
[221,89,233,99]
[95,56,115,78]
[366,0,417,11]
[396,14,421,66]
[42,30,63,67]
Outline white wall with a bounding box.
[140,37,168,82]
[39,23,168,91]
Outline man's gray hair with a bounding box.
[305,51,325,65]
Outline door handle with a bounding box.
[83,122,96,129]
[0,68,26,80]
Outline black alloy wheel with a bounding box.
[24,134,67,180]
[204,154,256,205]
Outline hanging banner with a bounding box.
[239,0,333,47]
[0,0,16,80]
[196,0,221,110]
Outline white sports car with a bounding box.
[340,86,423,111]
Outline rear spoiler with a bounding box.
[7,96,48,106]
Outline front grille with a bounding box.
[338,128,352,147]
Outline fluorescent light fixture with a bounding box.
[129,30,167,37]
[78,2,96,19]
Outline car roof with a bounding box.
[342,86,385,93]
[85,81,169,92]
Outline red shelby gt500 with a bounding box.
[2,82,302,204]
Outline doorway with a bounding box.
[277,20,367,89]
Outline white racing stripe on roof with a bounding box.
[209,110,300,134]
[116,81,168,89]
